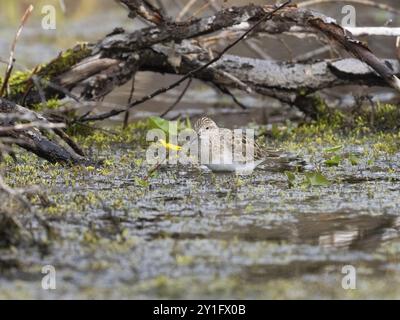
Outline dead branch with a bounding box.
[0,98,90,164]
[308,18,400,91]
[82,43,400,121]
[118,0,165,25]
[78,1,291,122]
[0,5,33,97]
[0,121,64,133]
[4,3,400,122]
[160,78,193,117]
[143,43,400,102]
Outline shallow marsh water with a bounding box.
[2,123,400,299]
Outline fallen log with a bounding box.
[79,42,400,121]
[3,3,399,122]
[0,98,89,164]
[146,43,399,95]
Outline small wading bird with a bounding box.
[193,116,304,174]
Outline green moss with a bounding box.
[73,120,151,149]
[36,42,91,80]
[32,98,62,111]
[0,43,91,103]
[265,101,400,156]
[0,70,32,97]
[364,103,400,131]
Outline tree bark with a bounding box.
[9,4,398,108]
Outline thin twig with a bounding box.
[59,0,66,13]
[190,2,211,20]
[123,76,136,129]
[293,45,331,62]
[245,39,272,60]
[37,76,81,102]
[79,0,292,123]
[213,83,250,110]
[0,121,65,133]
[31,75,47,105]
[53,128,85,156]
[176,0,199,22]
[0,172,53,240]
[160,78,192,118]
[144,158,165,181]
[1,57,81,105]
[205,1,272,63]
[0,5,34,97]
[154,0,167,16]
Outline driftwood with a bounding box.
[145,44,399,97]
[12,4,398,108]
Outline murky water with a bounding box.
[1,133,400,299]
[1,1,400,299]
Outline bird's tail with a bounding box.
[262,150,307,172]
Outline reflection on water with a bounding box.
[176,209,400,250]
[315,215,400,250]
[319,231,360,250]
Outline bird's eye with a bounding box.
[205,127,209,130]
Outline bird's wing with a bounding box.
[228,129,264,161]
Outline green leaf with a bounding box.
[285,171,296,183]
[305,172,330,186]
[348,154,359,166]
[323,145,343,153]
[148,116,176,134]
[148,116,169,132]
[285,171,296,188]
[185,116,192,129]
[325,155,341,167]
[134,177,150,187]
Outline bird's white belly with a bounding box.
[206,160,263,174]
[198,134,262,173]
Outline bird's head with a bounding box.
[193,117,218,136]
